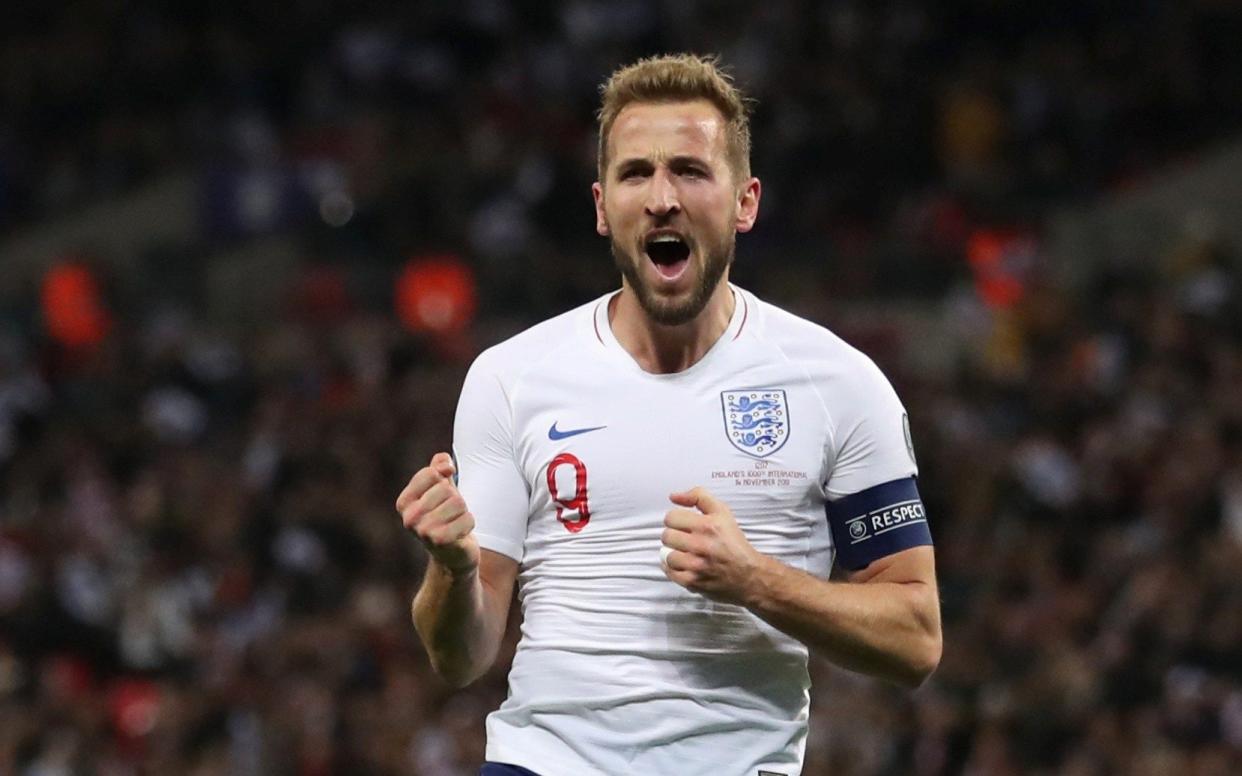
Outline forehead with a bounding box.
[607,99,727,165]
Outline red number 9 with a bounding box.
[546,453,590,533]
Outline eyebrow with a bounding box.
[667,155,710,168]
[614,158,653,175]
[613,155,712,174]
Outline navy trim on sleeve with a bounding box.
[826,477,933,571]
[480,764,542,776]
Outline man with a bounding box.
[397,54,941,776]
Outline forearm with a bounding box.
[742,554,941,687]
[412,560,504,687]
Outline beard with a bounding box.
[611,233,734,326]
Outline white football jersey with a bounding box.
[453,285,922,776]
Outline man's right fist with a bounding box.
[396,452,480,574]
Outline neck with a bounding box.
[608,278,735,374]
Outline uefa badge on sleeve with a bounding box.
[903,412,917,467]
[721,389,789,458]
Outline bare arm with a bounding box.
[398,453,520,687]
[662,488,941,687]
[413,548,518,687]
[739,546,940,686]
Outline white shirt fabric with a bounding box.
[453,285,918,776]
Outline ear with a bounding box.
[592,181,609,236]
[734,177,761,233]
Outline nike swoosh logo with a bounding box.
[548,422,607,440]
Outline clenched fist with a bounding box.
[396,452,480,574]
[661,486,763,605]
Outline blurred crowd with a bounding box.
[3,225,1240,776]
[4,2,1242,307]
[3,1,1242,775]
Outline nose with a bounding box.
[644,168,680,218]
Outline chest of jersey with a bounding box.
[511,355,831,570]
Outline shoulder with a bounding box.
[466,295,604,384]
[742,288,890,389]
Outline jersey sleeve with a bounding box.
[822,355,931,570]
[452,349,530,562]
[823,354,919,495]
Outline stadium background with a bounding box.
[2,2,1241,774]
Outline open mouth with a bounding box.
[644,233,691,280]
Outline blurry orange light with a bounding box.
[395,255,477,334]
[41,262,111,347]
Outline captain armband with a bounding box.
[826,477,933,571]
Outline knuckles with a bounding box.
[418,522,449,545]
[669,553,705,574]
[663,507,701,526]
[412,508,475,547]
[395,466,437,514]
[396,462,472,542]
[401,502,426,529]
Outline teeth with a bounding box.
[649,235,682,243]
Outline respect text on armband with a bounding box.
[845,499,926,544]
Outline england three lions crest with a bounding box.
[721,389,789,458]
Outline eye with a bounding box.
[676,165,709,179]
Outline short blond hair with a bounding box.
[597,53,753,184]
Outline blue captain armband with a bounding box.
[826,477,933,571]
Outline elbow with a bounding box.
[897,584,943,688]
[430,655,487,689]
[412,614,483,689]
[897,629,942,688]
[414,622,492,689]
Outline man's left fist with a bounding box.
[661,486,762,605]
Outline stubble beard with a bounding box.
[611,234,734,327]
